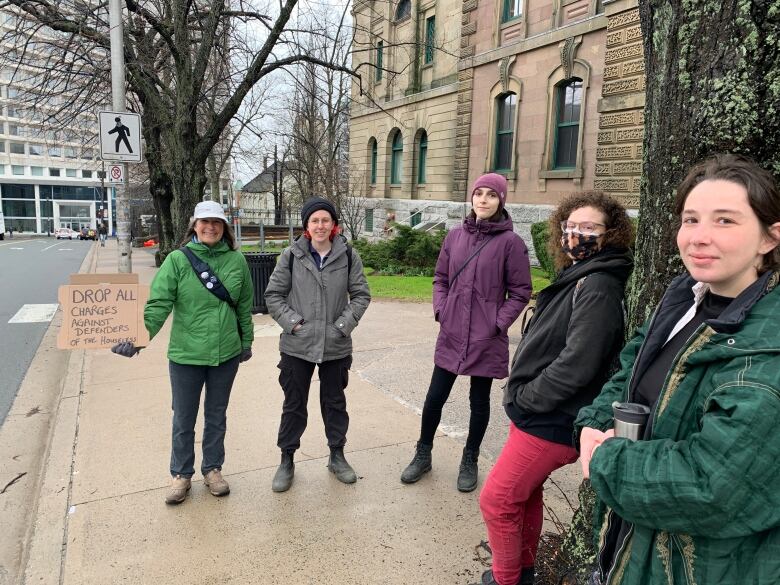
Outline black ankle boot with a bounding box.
[328,446,357,484]
[457,447,479,492]
[271,451,295,492]
[520,566,535,585]
[400,441,433,484]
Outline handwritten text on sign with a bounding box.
[57,274,149,350]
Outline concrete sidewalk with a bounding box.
[12,240,488,585]
[8,239,579,585]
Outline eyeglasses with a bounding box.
[560,221,605,236]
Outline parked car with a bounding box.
[79,227,97,240]
[55,227,79,240]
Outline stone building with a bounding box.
[349,0,645,246]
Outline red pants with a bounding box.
[479,424,579,585]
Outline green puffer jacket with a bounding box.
[144,241,254,366]
[575,271,780,585]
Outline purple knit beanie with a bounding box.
[470,173,508,209]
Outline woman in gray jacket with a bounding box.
[264,197,371,492]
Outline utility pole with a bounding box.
[109,0,131,272]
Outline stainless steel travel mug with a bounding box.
[612,401,651,441]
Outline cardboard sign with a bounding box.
[57,274,150,350]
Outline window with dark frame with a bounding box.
[390,132,403,185]
[376,41,384,82]
[554,78,582,169]
[370,139,377,184]
[424,16,435,64]
[503,0,522,22]
[417,132,427,184]
[493,93,516,172]
[395,0,411,20]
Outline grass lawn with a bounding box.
[366,267,550,301]
[241,243,286,253]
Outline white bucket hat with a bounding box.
[193,200,228,223]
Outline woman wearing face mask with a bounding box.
[475,191,634,585]
[576,155,780,585]
[400,173,532,493]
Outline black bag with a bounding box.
[179,246,242,338]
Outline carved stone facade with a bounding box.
[595,3,645,209]
[349,0,646,218]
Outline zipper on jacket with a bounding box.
[604,524,634,585]
[625,306,661,402]
[646,322,708,437]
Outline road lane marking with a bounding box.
[41,243,59,251]
[9,247,24,250]
[8,304,59,323]
[57,248,73,251]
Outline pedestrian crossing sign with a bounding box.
[98,111,142,163]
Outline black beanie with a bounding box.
[301,197,338,227]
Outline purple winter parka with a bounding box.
[433,212,532,379]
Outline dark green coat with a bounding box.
[144,241,254,365]
[575,271,780,585]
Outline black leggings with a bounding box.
[419,365,493,451]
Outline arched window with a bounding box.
[390,132,403,185]
[494,92,517,171]
[417,131,427,185]
[395,0,411,20]
[369,138,378,184]
[554,78,582,169]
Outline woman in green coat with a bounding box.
[112,201,254,505]
[575,154,780,585]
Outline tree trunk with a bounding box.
[627,0,780,333]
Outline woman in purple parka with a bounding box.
[400,173,532,492]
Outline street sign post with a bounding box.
[98,111,142,163]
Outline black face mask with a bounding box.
[561,232,601,261]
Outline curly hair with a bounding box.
[548,190,634,270]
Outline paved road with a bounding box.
[0,236,90,425]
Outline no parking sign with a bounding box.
[108,164,123,183]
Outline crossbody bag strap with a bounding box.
[180,247,242,337]
[449,237,492,285]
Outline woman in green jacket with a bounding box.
[575,154,780,585]
[112,200,254,505]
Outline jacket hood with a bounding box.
[551,246,634,291]
[463,210,513,234]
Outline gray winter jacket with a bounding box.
[264,235,371,363]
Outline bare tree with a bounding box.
[5,0,360,260]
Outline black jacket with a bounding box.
[504,247,633,442]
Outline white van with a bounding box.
[0,211,5,240]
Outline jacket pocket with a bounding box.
[472,300,499,340]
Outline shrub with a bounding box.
[354,224,445,276]
[531,220,556,280]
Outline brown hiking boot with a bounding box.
[165,475,191,505]
[203,469,230,497]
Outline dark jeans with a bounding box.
[277,353,352,453]
[169,356,239,478]
[419,365,493,451]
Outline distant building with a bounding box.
[0,10,107,234]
